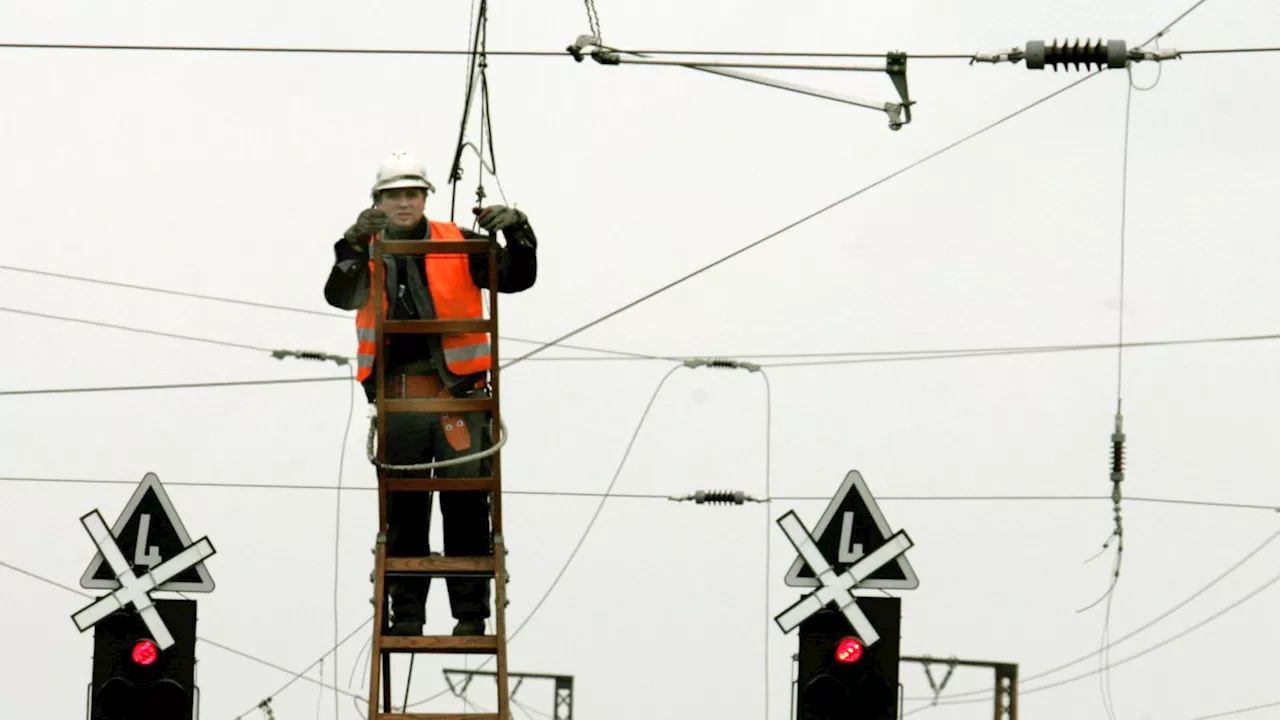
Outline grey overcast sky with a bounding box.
[2,0,1279,719]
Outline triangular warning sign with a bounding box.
[79,472,215,593]
[783,469,918,590]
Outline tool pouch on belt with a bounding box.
[440,409,472,452]
[393,374,474,452]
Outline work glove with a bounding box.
[473,205,526,234]
[344,208,387,244]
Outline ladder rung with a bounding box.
[382,319,493,334]
[384,477,499,492]
[382,397,497,413]
[378,240,492,255]
[380,636,498,654]
[373,707,496,712]
[377,714,500,720]
[385,556,495,575]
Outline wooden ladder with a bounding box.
[366,232,510,720]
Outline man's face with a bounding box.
[377,187,427,229]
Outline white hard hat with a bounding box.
[371,151,435,198]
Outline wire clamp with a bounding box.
[566,34,617,64]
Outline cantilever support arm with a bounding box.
[566,35,915,130]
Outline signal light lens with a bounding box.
[132,639,159,666]
[835,637,863,663]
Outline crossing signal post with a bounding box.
[71,472,215,720]
[797,600,901,720]
[89,599,198,720]
[775,471,918,720]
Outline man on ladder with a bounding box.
[324,151,538,636]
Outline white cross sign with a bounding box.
[70,509,216,650]
[773,509,913,647]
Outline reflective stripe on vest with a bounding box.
[353,220,491,382]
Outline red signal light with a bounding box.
[835,637,863,663]
[131,639,159,666]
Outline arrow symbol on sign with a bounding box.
[837,511,865,562]
[134,514,162,569]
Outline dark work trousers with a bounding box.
[382,377,494,623]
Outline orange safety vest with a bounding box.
[354,220,491,383]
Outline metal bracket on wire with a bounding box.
[443,671,475,698]
[566,35,915,130]
[918,656,958,706]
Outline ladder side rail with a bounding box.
[485,233,511,720]
[369,230,391,718]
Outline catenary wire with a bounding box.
[2,475,1275,511]
[1179,46,1280,54]
[6,327,1280,395]
[0,376,352,396]
[758,332,1280,368]
[8,325,1267,396]
[614,46,1279,57]
[226,617,374,718]
[0,41,571,56]
[0,306,272,352]
[988,571,1278,702]
[2,40,1274,59]
[622,49,972,59]
[1115,74,1134,404]
[1188,699,1280,719]
[0,264,653,359]
[6,327,1280,399]
[0,557,373,709]
[0,303,647,364]
[905,569,1280,715]
[404,363,688,709]
[905,527,1280,705]
[447,0,487,222]
[1074,0,1221,710]
[331,365,354,720]
[496,71,1100,370]
[204,635,367,703]
[1093,65,1138,720]
[0,263,350,318]
[514,696,555,720]
[313,659,324,720]
[1143,0,1216,46]
[581,0,602,40]
[761,370,773,720]
[347,635,372,716]
[6,283,1280,394]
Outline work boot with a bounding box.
[388,615,424,636]
[452,618,486,636]
[387,581,425,636]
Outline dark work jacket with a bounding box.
[324,215,538,402]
